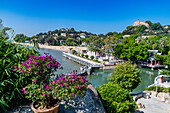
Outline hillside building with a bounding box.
[133,19,150,28]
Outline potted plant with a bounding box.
[22,80,61,113]
[16,53,90,112]
[14,53,61,82]
[22,74,90,112]
[14,53,61,112]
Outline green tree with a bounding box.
[97,83,137,113]
[155,54,170,66]
[45,37,57,45]
[136,25,147,32]
[66,37,77,46]
[88,36,104,55]
[145,20,152,26]
[114,36,148,61]
[14,34,27,42]
[151,23,162,30]
[110,62,141,91]
[0,27,13,40]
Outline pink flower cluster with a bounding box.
[53,74,90,93]
[13,53,61,77]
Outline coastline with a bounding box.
[15,42,87,53]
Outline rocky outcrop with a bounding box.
[133,19,150,28]
[58,84,106,113]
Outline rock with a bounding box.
[58,87,106,113]
[87,84,98,96]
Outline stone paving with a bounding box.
[136,95,170,113]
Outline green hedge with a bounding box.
[103,59,108,61]
[0,39,39,112]
[145,86,170,93]
[97,83,137,113]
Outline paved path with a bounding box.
[137,95,170,113]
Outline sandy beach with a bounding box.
[17,43,87,53]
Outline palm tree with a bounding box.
[160,37,167,54]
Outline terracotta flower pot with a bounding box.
[31,101,60,113]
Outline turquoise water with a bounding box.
[39,48,158,93]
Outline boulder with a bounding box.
[58,85,106,113]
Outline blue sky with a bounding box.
[1,0,170,36]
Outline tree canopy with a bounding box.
[110,62,141,91]
[114,35,148,61]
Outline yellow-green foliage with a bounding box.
[110,62,141,91]
[97,83,137,113]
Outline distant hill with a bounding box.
[122,19,170,36]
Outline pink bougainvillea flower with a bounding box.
[32,79,37,83]
[50,81,53,84]
[43,93,45,96]
[22,62,26,66]
[13,69,15,72]
[35,72,37,74]
[21,70,24,73]
[13,65,16,68]
[50,86,53,90]
[46,85,49,90]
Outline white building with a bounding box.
[80,33,86,38]
[61,33,66,37]
[123,35,130,38]
[142,36,150,39]
[81,41,87,46]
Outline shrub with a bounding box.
[69,48,73,51]
[81,54,84,57]
[160,69,170,75]
[103,59,108,61]
[0,39,39,112]
[110,61,141,91]
[97,83,137,113]
[82,50,87,53]
[78,53,80,56]
[145,86,170,93]
[95,57,98,60]
[74,52,77,55]
[85,55,88,59]
[71,50,76,54]
[90,56,94,60]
